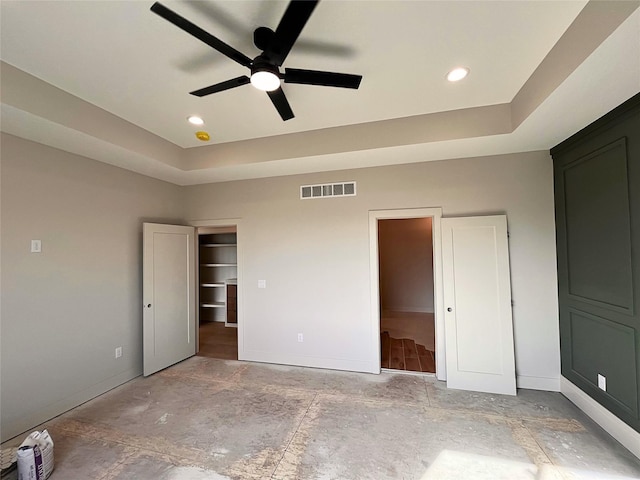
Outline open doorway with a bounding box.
[378,217,436,373]
[196,226,238,360]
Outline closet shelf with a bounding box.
[199,230,238,327]
[201,302,225,308]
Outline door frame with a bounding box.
[190,218,244,360]
[369,208,445,380]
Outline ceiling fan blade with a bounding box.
[151,2,252,68]
[269,0,319,66]
[267,88,294,121]
[190,76,251,97]
[284,68,362,89]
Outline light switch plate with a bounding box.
[258,280,266,289]
[31,240,42,253]
[597,374,606,391]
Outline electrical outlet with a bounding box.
[258,280,266,289]
[115,347,122,359]
[31,240,42,253]
[597,374,606,391]
[297,333,304,343]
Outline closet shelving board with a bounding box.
[201,302,225,308]
[198,231,237,326]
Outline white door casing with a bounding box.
[143,223,196,376]
[190,218,243,360]
[369,208,445,379]
[441,215,516,395]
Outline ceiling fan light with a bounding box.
[447,67,470,82]
[250,70,280,91]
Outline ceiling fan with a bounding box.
[150,0,363,121]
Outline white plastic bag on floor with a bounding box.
[16,430,54,480]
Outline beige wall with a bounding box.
[185,150,560,387]
[1,138,561,441]
[0,134,185,441]
[378,218,434,313]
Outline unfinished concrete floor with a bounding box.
[3,356,640,480]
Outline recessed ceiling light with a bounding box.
[187,115,204,125]
[447,67,469,82]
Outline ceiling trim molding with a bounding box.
[0,61,184,169]
[0,105,188,185]
[183,103,512,170]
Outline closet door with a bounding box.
[143,223,196,376]
[442,215,516,395]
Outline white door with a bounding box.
[441,215,516,395]
[143,223,196,376]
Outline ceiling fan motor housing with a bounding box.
[253,26,275,53]
[251,55,281,78]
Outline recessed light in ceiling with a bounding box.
[447,67,470,82]
[187,115,205,125]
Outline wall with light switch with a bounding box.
[185,150,560,387]
[0,134,561,444]
[0,133,185,442]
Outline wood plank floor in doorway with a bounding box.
[381,331,435,373]
[198,320,434,373]
[198,321,238,360]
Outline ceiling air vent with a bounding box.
[300,181,357,200]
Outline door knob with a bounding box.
[447,307,452,312]
[146,304,151,308]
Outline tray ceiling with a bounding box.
[1,1,639,184]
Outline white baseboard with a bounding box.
[517,375,561,392]
[240,350,378,374]
[561,376,640,460]
[1,368,139,443]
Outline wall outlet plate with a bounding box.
[297,333,304,342]
[115,347,123,359]
[31,240,42,253]
[597,373,606,391]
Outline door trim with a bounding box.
[190,218,244,360]
[369,208,445,380]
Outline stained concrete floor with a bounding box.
[3,356,640,480]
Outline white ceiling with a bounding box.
[1,0,639,185]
